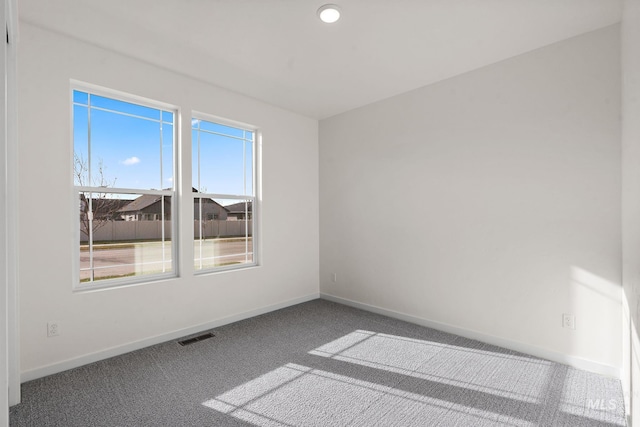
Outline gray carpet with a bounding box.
[10,299,626,426]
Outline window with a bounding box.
[192,117,256,272]
[73,88,176,288]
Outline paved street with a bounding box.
[80,238,253,281]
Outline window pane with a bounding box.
[162,110,173,124]
[73,90,88,106]
[79,191,173,283]
[162,123,174,189]
[198,132,245,195]
[199,121,245,138]
[73,105,89,186]
[90,94,161,121]
[90,108,164,190]
[192,128,200,192]
[194,198,253,271]
[245,140,253,195]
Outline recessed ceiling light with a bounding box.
[317,4,341,24]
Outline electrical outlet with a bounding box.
[331,273,337,283]
[47,321,60,337]
[562,314,575,330]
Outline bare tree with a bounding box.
[74,154,122,241]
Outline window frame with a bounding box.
[191,112,259,274]
[71,82,180,291]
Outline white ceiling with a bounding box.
[20,0,622,119]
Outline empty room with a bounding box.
[2,0,640,426]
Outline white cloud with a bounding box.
[166,176,173,182]
[122,156,140,166]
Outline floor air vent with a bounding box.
[178,332,214,346]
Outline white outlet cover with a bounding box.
[47,321,60,337]
[562,314,575,330]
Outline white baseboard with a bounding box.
[320,293,621,379]
[23,291,620,383]
[21,292,320,383]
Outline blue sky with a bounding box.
[192,120,253,196]
[73,90,254,199]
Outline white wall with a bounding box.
[320,25,622,374]
[622,0,640,424]
[6,0,18,408]
[1,0,9,422]
[17,23,319,378]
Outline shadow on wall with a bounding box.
[571,267,622,305]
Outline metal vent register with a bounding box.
[178,332,214,346]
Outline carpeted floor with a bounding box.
[10,299,626,426]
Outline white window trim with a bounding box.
[70,82,180,291]
[192,112,259,275]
